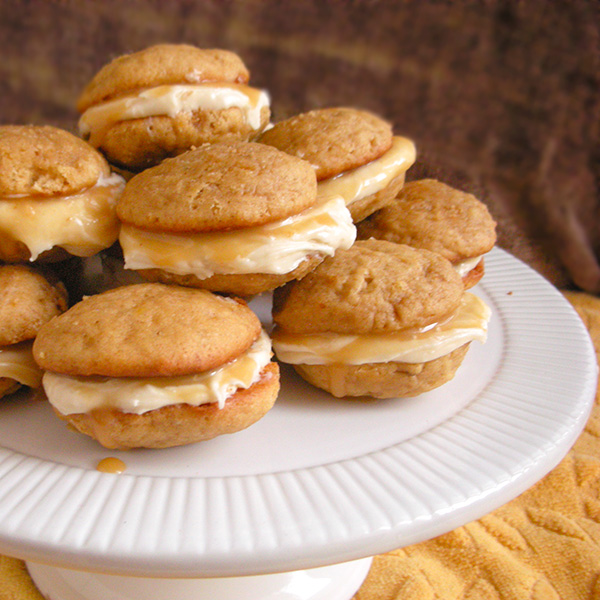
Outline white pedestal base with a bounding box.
[27,557,373,600]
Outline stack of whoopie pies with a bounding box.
[0,43,495,450]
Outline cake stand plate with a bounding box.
[0,248,595,600]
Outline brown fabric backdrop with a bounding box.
[1,0,599,293]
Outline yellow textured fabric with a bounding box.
[1,292,598,600]
[353,291,600,600]
[0,557,44,600]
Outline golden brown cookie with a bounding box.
[33,282,280,449]
[117,141,356,296]
[258,107,416,222]
[0,125,108,197]
[0,264,68,399]
[77,45,250,110]
[0,125,124,263]
[273,240,464,334]
[117,141,317,232]
[77,44,271,172]
[272,239,491,399]
[357,179,497,288]
[259,107,393,180]
[34,283,260,377]
[0,264,68,347]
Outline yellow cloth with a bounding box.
[354,291,600,600]
[1,292,598,600]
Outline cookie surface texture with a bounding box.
[0,125,109,197]
[273,239,464,335]
[0,265,68,346]
[33,283,261,377]
[258,107,393,181]
[98,106,270,172]
[117,141,317,232]
[77,45,250,111]
[357,179,497,262]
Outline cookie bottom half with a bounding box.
[98,106,270,172]
[55,362,280,449]
[137,253,326,297]
[293,344,470,399]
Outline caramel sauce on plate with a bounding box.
[96,457,126,474]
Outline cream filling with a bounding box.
[316,136,416,207]
[0,174,124,261]
[0,341,43,388]
[272,293,491,365]
[454,255,483,278]
[120,195,357,279]
[43,330,273,416]
[79,83,271,147]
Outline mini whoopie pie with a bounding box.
[258,107,416,223]
[77,44,271,173]
[33,283,279,449]
[271,239,491,399]
[0,264,68,399]
[117,141,356,296]
[357,179,497,289]
[0,125,124,263]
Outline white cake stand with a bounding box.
[0,248,596,600]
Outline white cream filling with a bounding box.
[79,83,270,146]
[316,136,416,206]
[0,173,124,261]
[272,293,491,365]
[0,341,43,388]
[453,255,483,278]
[43,330,273,416]
[120,195,357,279]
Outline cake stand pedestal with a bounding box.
[27,557,373,600]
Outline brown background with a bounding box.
[1,0,598,292]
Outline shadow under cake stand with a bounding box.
[0,248,597,600]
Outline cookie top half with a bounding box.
[0,265,68,346]
[33,283,261,377]
[358,179,497,261]
[0,125,110,197]
[258,107,393,181]
[273,239,464,335]
[77,45,250,112]
[116,141,317,232]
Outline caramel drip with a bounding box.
[0,174,123,260]
[316,136,416,206]
[43,331,272,415]
[272,293,491,366]
[119,195,355,278]
[0,341,43,388]
[96,457,126,474]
